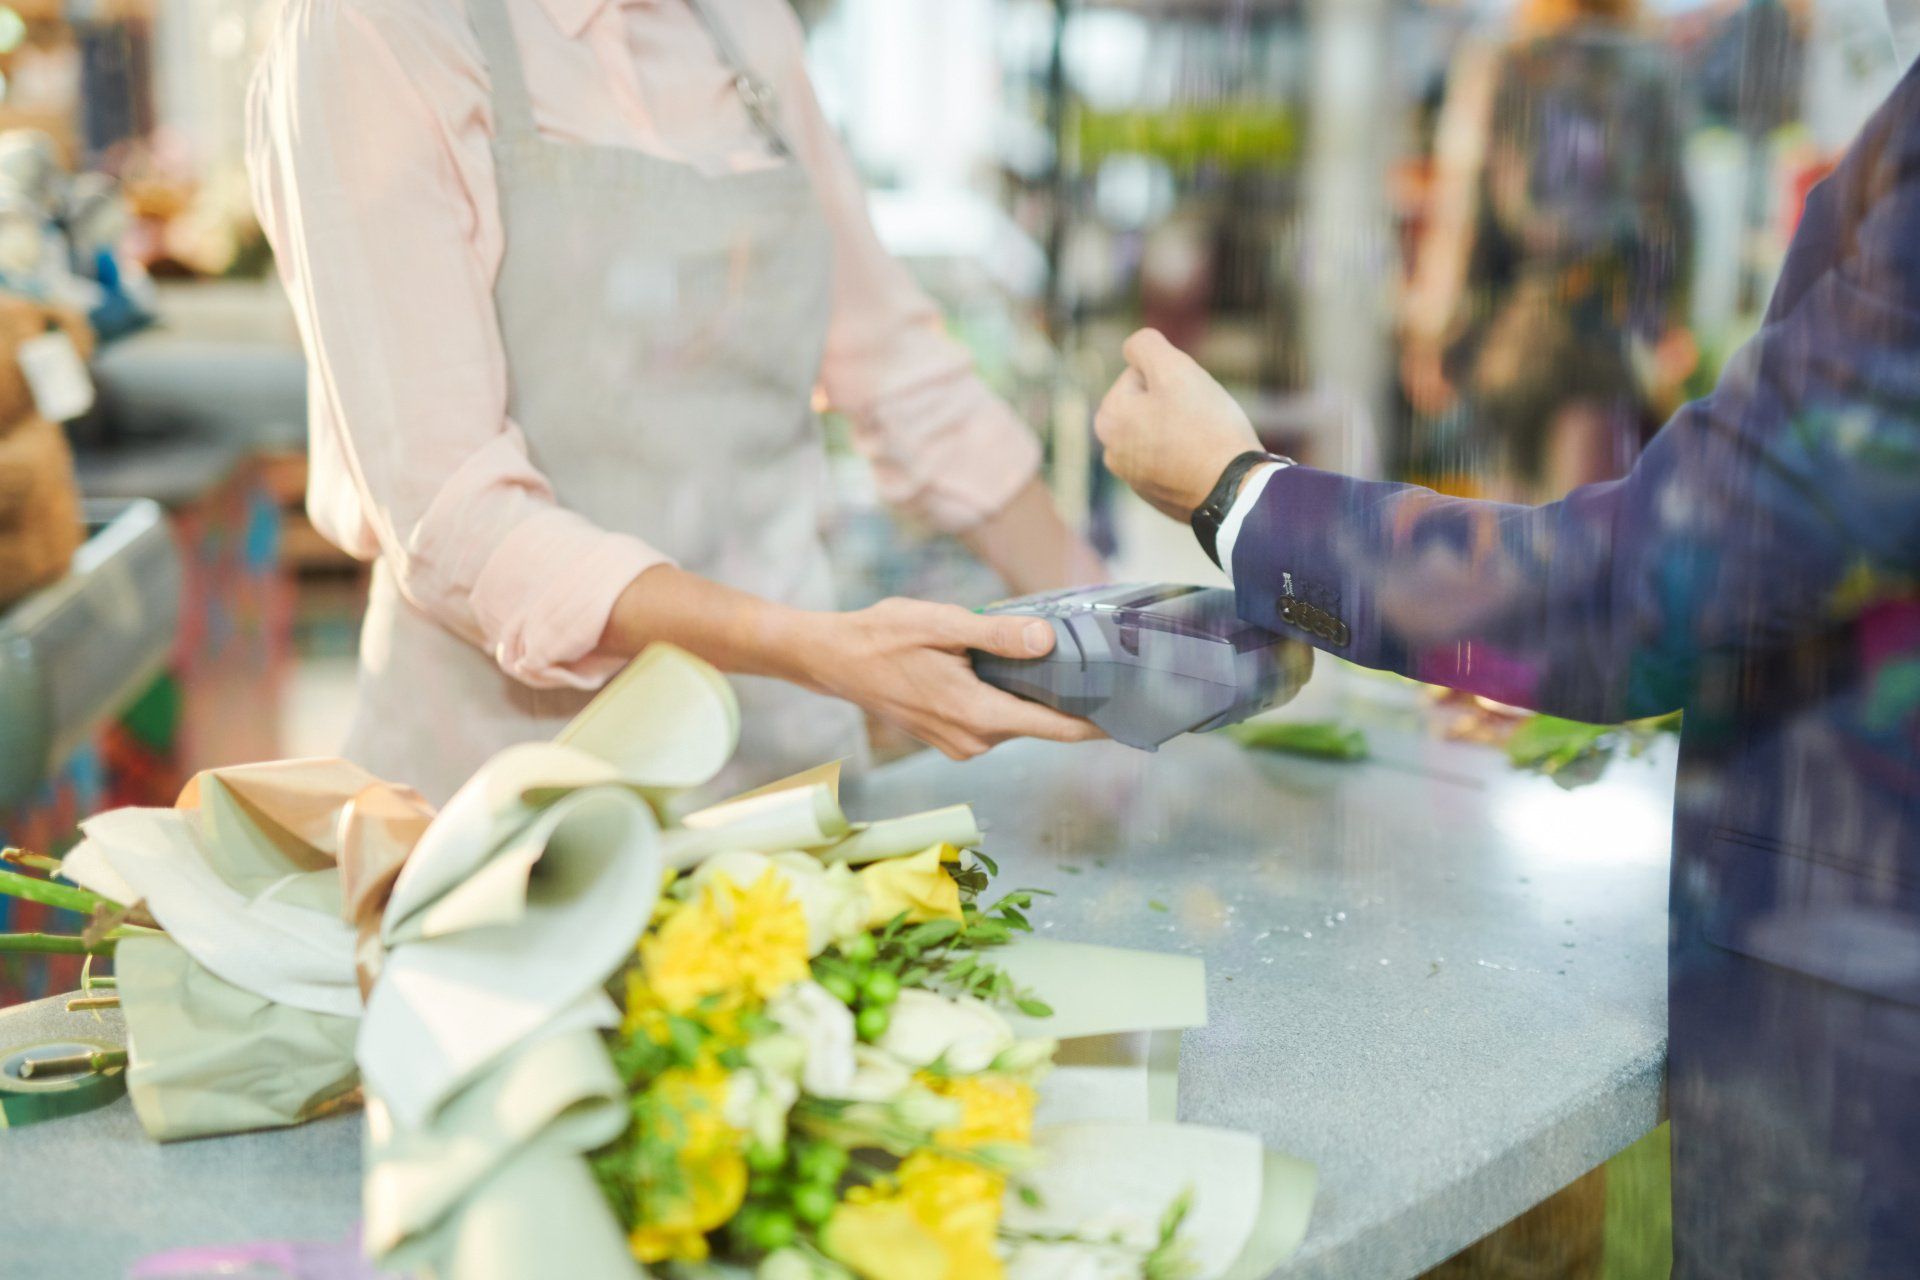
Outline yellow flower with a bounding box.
[821,1195,948,1280]
[628,1060,747,1264]
[830,1154,1006,1280]
[924,1073,1036,1151]
[620,971,672,1039]
[823,1068,1027,1280]
[858,845,964,930]
[896,1153,1005,1280]
[641,868,810,1011]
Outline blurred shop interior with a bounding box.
[0,0,1912,999]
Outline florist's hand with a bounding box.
[1095,328,1261,522]
[799,599,1104,761]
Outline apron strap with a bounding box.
[467,0,540,143]
[682,0,794,156]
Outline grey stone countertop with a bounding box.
[0,670,1674,1280]
[847,669,1675,1279]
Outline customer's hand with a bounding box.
[796,599,1104,761]
[1095,329,1261,521]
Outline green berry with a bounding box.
[841,934,877,963]
[791,1182,836,1226]
[746,1142,786,1174]
[750,1172,781,1197]
[796,1142,849,1186]
[744,1207,798,1252]
[855,1006,891,1041]
[860,970,900,1006]
[820,973,859,1005]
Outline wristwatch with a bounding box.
[1191,450,1289,569]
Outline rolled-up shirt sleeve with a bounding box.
[771,12,1043,533]
[248,0,662,690]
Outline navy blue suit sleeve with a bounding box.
[1232,71,1920,724]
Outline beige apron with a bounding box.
[345,0,866,803]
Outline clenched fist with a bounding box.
[1094,329,1262,521]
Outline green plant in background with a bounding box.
[1075,105,1299,172]
[1602,1124,1674,1280]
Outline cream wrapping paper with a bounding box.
[51,641,1318,1276]
[113,933,359,1141]
[359,645,746,1280]
[1005,1122,1317,1280]
[1034,1030,1185,1130]
[65,787,362,1017]
[361,1025,635,1272]
[358,778,666,1127]
[996,938,1209,1041]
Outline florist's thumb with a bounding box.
[958,611,1057,660]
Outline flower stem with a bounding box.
[0,867,117,917]
[1,846,63,875]
[18,1048,128,1079]
[0,932,117,956]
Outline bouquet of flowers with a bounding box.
[592,800,1230,1280]
[4,645,1315,1280]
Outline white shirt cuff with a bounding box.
[1215,462,1285,584]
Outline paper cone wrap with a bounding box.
[51,644,1316,1278]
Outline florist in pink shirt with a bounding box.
[249,0,1103,801]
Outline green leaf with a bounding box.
[1226,719,1370,761]
[1157,1186,1194,1242]
[1015,997,1054,1018]
[1505,715,1612,774]
[900,919,962,949]
[1148,900,1170,914]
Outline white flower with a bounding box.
[724,1065,799,1151]
[691,850,870,955]
[767,981,858,1097]
[878,990,1015,1074]
[991,1037,1058,1079]
[760,1247,853,1280]
[766,983,915,1103]
[887,1085,965,1135]
[746,1031,807,1083]
[840,1045,913,1103]
[1004,1240,1141,1280]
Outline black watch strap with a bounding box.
[1192,451,1286,570]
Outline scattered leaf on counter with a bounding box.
[1226,720,1371,762]
[1504,715,1611,774]
[1506,712,1681,782]
[1148,900,1169,914]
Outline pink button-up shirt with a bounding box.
[248,0,1041,689]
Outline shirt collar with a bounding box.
[535,0,654,40]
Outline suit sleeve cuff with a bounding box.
[469,511,669,690]
[1215,462,1286,582]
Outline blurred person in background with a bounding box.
[1402,0,1697,502]
[248,0,1105,804]
[1097,14,1920,1272]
